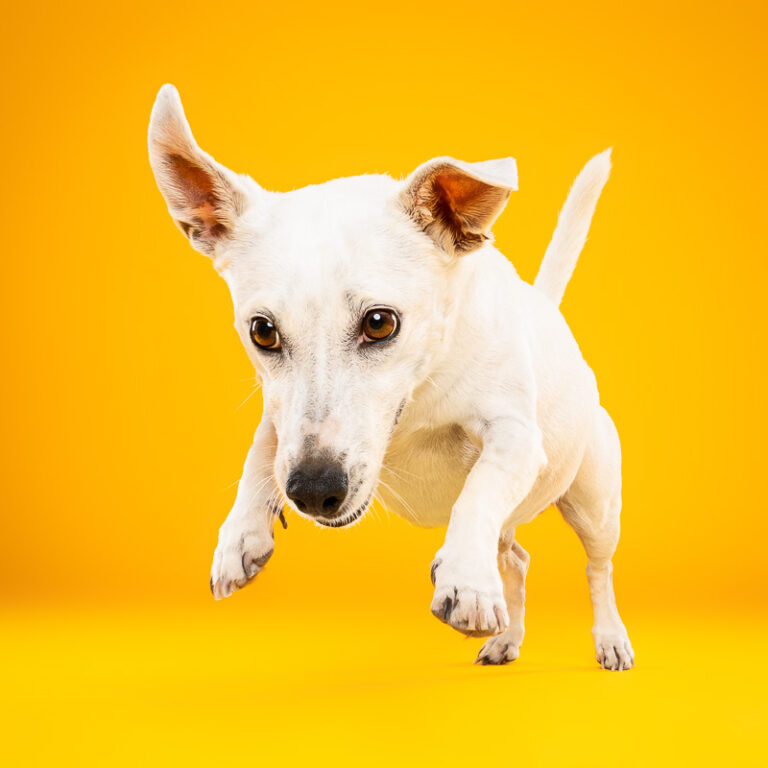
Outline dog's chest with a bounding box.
[377,419,479,528]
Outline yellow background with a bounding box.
[1,1,766,765]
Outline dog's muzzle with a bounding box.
[285,460,348,520]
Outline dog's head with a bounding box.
[148,85,517,527]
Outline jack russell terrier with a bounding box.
[148,85,634,670]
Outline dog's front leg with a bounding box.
[210,417,281,600]
[430,415,545,636]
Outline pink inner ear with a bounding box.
[167,154,227,238]
[168,154,217,207]
[434,171,490,210]
[403,160,512,256]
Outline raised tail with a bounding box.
[534,149,612,306]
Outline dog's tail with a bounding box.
[534,149,612,306]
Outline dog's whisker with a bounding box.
[235,384,263,411]
[376,477,420,524]
[372,493,392,524]
[252,474,277,498]
[380,462,423,483]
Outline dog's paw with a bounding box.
[475,631,522,665]
[429,558,509,637]
[594,631,635,671]
[210,522,274,600]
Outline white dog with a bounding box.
[148,85,634,670]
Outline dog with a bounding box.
[148,84,634,670]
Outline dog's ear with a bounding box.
[148,84,248,258]
[399,157,518,256]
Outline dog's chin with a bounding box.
[314,496,372,529]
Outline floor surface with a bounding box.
[2,606,764,766]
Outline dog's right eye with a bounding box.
[250,316,281,351]
[361,308,399,344]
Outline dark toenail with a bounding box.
[430,561,439,586]
[209,576,214,594]
[442,597,453,621]
[255,548,274,567]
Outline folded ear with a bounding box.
[148,84,248,258]
[399,156,518,256]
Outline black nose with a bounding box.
[286,461,348,518]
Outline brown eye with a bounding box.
[361,308,399,343]
[250,316,281,350]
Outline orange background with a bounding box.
[1,1,766,765]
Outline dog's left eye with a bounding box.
[361,308,399,343]
[250,316,281,350]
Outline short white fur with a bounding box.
[148,84,633,670]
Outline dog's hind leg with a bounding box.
[557,407,634,670]
[475,530,529,665]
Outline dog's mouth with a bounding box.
[313,495,372,528]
